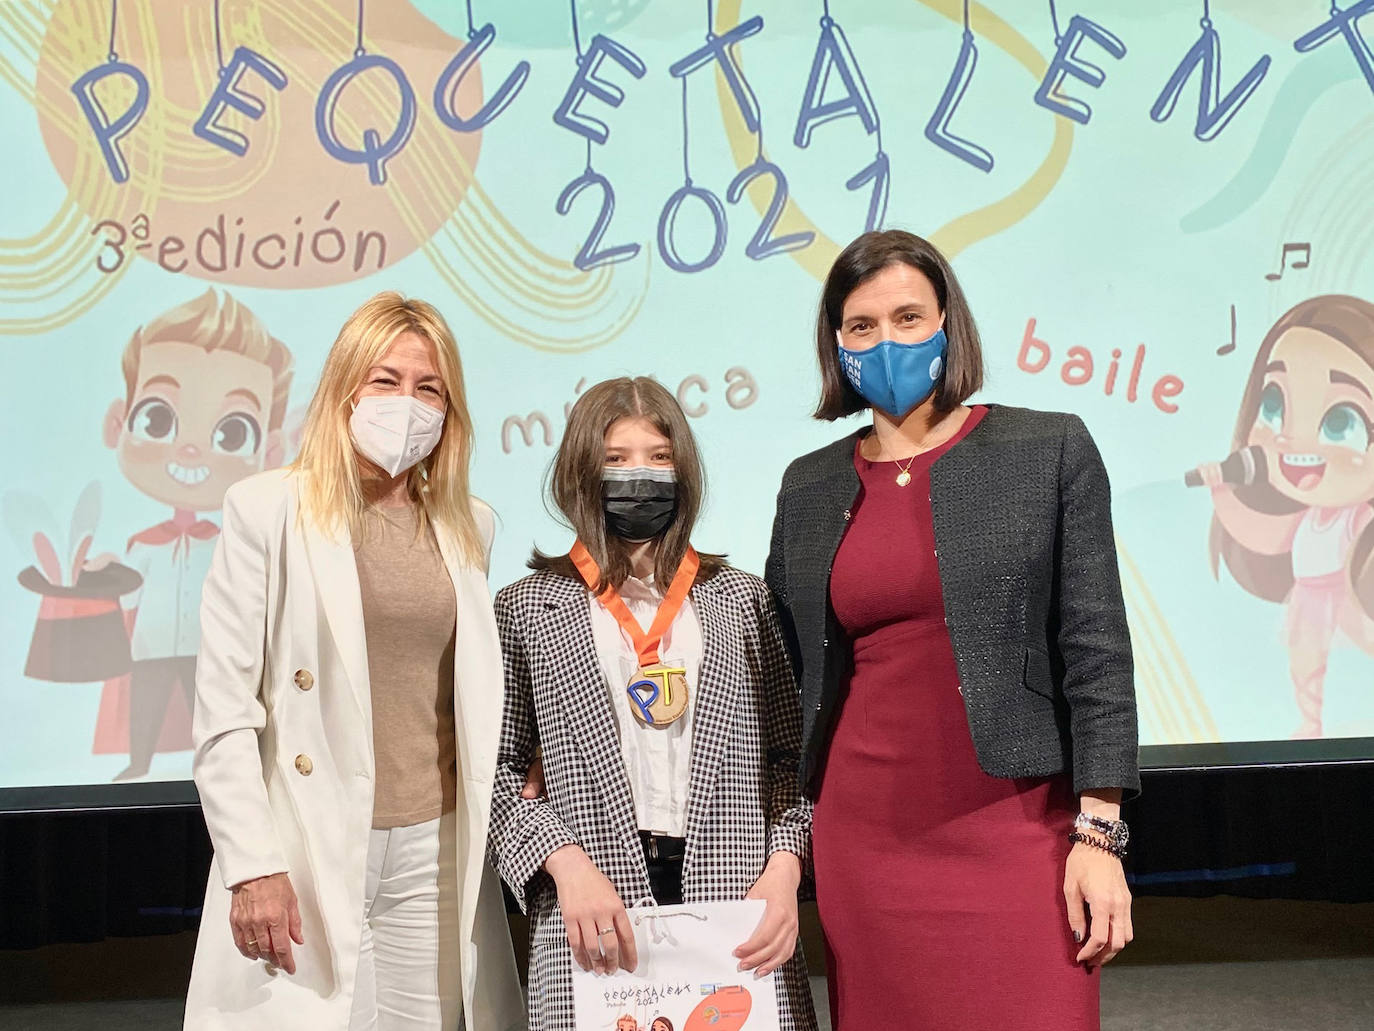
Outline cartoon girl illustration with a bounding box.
[651,1018,674,1031]
[1194,295,1374,738]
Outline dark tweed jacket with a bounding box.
[765,404,1141,799]
[487,567,816,1031]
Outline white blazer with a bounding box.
[184,469,525,1031]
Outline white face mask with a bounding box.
[348,395,445,477]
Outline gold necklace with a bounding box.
[875,409,964,485]
[873,429,943,486]
[893,455,918,487]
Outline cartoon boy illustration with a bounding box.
[96,288,293,780]
[615,1017,640,1031]
[1193,295,1374,738]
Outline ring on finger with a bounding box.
[597,927,616,936]
[245,938,258,947]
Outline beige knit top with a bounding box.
[354,504,458,830]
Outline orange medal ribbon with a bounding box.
[570,541,698,727]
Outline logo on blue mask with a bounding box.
[836,327,948,418]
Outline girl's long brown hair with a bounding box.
[530,377,725,592]
[1211,295,1374,608]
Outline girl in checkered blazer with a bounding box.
[487,377,817,1031]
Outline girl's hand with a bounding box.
[1064,843,1133,967]
[545,844,637,975]
[734,851,802,978]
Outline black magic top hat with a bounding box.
[18,563,144,683]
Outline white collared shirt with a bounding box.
[588,574,703,837]
[122,534,218,660]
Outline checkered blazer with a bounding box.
[488,566,817,1031]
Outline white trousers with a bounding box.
[348,811,462,1030]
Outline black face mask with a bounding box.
[602,467,678,541]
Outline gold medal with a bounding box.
[570,541,699,732]
[627,665,690,727]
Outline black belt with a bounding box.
[639,832,686,862]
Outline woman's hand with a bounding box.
[1064,843,1132,968]
[734,851,802,978]
[545,844,637,975]
[229,872,304,973]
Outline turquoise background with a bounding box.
[2,0,1372,790]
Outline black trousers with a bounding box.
[641,833,685,906]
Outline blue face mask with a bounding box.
[836,326,948,418]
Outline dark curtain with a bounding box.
[0,808,211,949]
[1125,763,1374,902]
[2,763,1371,948]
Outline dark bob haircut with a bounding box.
[813,229,984,420]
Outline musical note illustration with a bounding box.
[1217,303,1237,356]
[1264,242,1311,281]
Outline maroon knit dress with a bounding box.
[811,405,1098,1030]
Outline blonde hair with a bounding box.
[293,291,483,564]
[122,288,294,430]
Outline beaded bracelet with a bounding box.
[1069,830,1127,860]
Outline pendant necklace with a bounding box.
[894,455,918,487]
[881,415,957,486]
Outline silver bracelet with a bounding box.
[1075,812,1130,852]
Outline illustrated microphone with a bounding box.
[1184,444,1266,487]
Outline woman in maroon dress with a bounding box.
[765,231,1139,1029]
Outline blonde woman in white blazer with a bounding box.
[185,293,524,1031]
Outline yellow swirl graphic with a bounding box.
[1118,537,1219,745]
[0,0,139,334]
[2,0,644,349]
[713,0,1074,274]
